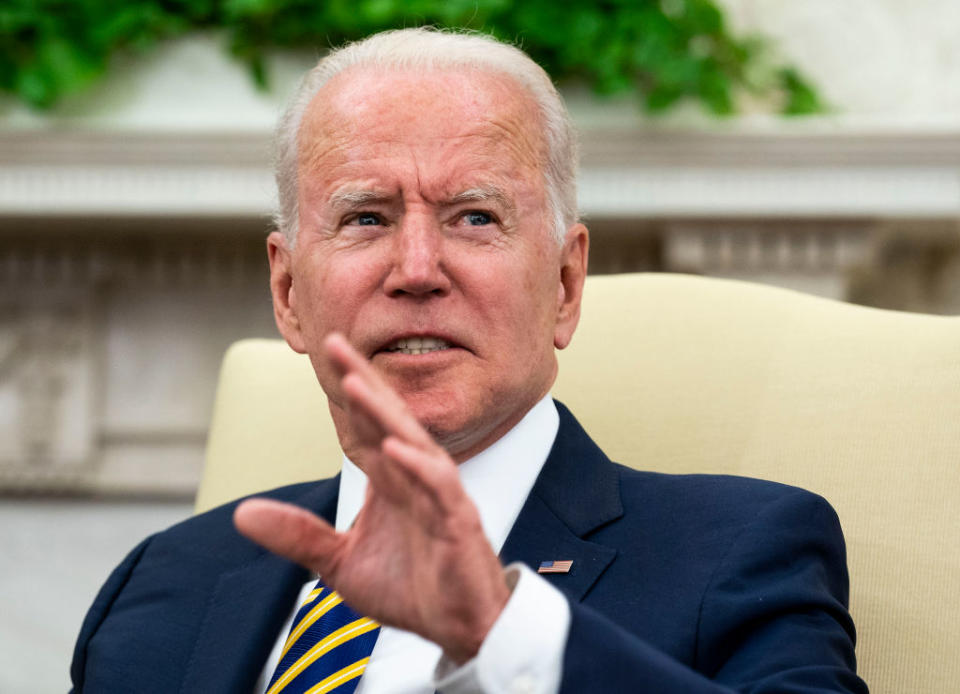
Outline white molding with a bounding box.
[1,130,959,218]
[0,165,275,216]
[580,166,960,218]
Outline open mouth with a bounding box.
[380,336,453,356]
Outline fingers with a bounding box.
[234,498,341,574]
[322,332,460,511]
[381,435,463,513]
[324,333,434,449]
[341,370,434,450]
[342,367,461,507]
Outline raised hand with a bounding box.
[234,333,510,664]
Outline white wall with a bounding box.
[720,0,960,127]
[0,500,191,692]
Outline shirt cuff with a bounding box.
[434,562,571,694]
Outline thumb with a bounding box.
[234,498,340,573]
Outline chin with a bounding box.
[408,400,469,438]
[403,392,484,452]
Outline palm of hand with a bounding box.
[234,334,510,663]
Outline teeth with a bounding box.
[386,337,451,355]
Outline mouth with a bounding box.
[379,336,455,356]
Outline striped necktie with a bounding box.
[265,579,381,694]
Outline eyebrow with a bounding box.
[326,185,515,213]
[446,186,514,213]
[327,190,392,210]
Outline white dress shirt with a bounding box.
[255,395,571,694]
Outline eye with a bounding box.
[463,211,493,226]
[355,213,382,226]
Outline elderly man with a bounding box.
[71,28,867,694]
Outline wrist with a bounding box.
[441,569,512,664]
[434,563,570,694]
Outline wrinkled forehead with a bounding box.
[296,65,547,173]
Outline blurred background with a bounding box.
[2,1,959,690]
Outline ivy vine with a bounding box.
[0,0,822,115]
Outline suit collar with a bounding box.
[531,401,623,535]
[180,477,340,694]
[500,401,622,602]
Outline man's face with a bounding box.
[268,66,587,463]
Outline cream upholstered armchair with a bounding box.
[198,272,960,694]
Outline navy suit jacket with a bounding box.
[71,403,867,693]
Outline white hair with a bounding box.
[273,27,579,246]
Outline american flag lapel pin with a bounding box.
[538,560,573,574]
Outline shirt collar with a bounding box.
[336,394,559,554]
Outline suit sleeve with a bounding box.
[560,490,868,693]
[69,535,154,693]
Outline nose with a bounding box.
[382,217,451,298]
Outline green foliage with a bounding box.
[0,0,823,115]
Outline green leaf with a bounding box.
[17,69,56,109]
[0,0,822,116]
[780,67,825,115]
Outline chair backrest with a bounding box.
[198,272,960,694]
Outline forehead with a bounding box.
[296,65,546,186]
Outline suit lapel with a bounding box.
[180,477,340,694]
[500,402,623,603]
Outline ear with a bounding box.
[267,231,307,354]
[554,223,589,350]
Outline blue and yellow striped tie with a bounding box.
[265,579,380,694]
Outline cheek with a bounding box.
[302,253,385,332]
[520,244,561,320]
[482,263,557,347]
